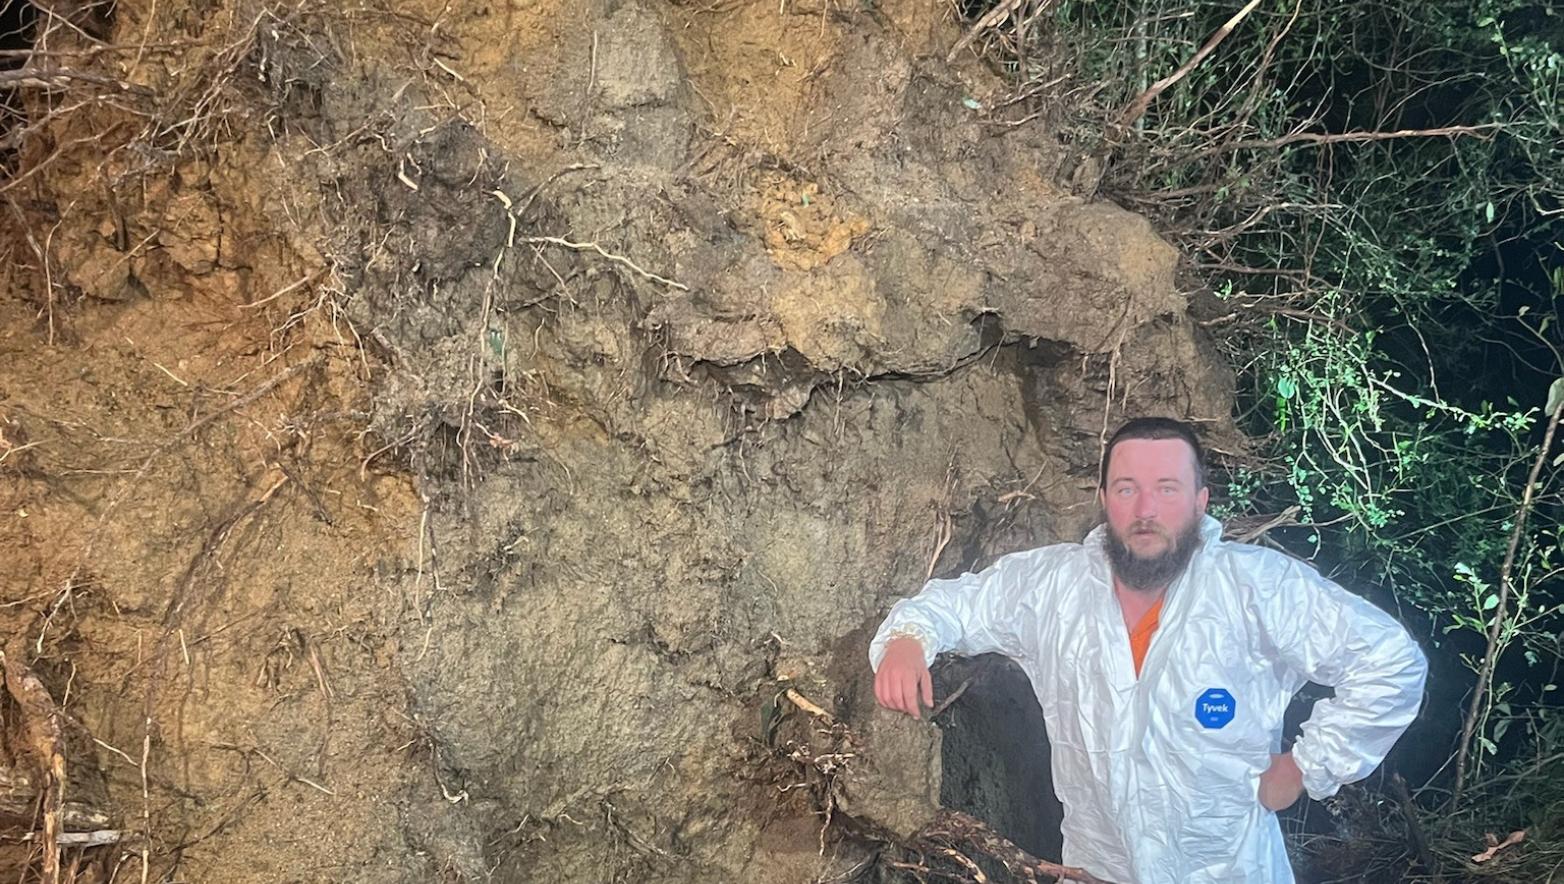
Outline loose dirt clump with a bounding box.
[0,1,1239,881]
[754,175,874,271]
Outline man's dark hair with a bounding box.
[1099,417,1207,489]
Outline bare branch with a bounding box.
[1114,0,1264,132]
[1181,123,1504,161]
[1453,393,1564,801]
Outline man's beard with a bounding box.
[1104,516,1204,592]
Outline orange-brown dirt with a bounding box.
[0,1,1237,881]
[0,246,447,878]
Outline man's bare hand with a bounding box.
[874,636,934,719]
[1258,752,1304,811]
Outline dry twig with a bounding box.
[928,677,973,720]
[783,688,836,725]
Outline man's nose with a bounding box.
[1133,493,1157,519]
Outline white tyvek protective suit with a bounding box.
[869,515,1428,883]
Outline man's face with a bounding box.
[1099,438,1210,591]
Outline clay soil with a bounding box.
[0,1,1235,881]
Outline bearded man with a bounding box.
[870,417,1427,883]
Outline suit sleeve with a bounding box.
[868,547,1056,671]
[1255,558,1429,800]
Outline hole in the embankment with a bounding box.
[0,0,119,159]
[0,0,36,162]
[0,1,34,61]
[934,653,1064,861]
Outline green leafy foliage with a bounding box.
[967,0,1564,859]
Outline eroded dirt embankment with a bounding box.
[0,1,1234,880]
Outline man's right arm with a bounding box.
[869,547,1053,718]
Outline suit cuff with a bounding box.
[1291,735,1344,800]
[871,623,939,670]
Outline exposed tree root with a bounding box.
[909,810,1117,884]
[0,641,116,883]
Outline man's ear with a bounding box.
[1197,486,1210,512]
[1098,487,1107,509]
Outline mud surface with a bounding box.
[0,1,1235,880]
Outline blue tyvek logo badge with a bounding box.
[1195,688,1236,729]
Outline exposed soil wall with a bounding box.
[0,1,1235,880]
